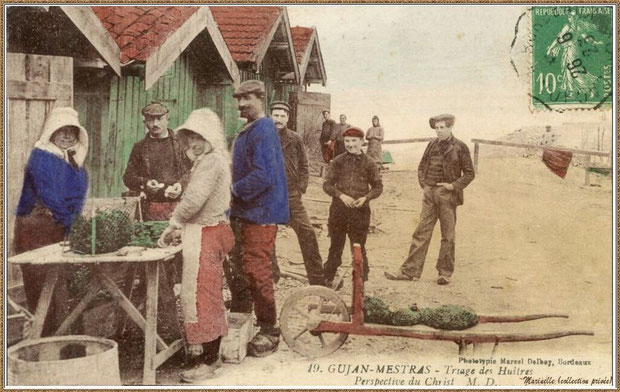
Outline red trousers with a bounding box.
[227,219,278,329]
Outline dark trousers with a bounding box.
[272,194,324,285]
[400,185,457,278]
[226,218,278,330]
[324,198,370,282]
[15,210,67,336]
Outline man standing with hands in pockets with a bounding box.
[385,114,474,285]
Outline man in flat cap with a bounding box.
[122,101,192,341]
[320,109,338,163]
[226,80,289,357]
[323,126,383,289]
[385,114,474,285]
[269,101,325,285]
[123,101,192,220]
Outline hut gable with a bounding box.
[93,6,239,88]
[291,26,326,86]
[210,6,281,64]
[92,6,199,64]
[210,6,299,82]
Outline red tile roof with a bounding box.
[291,26,314,64]
[210,6,282,64]
[92,6,198,63]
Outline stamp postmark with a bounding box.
[531,6,613,110]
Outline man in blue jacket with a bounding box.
[227,80,289,357]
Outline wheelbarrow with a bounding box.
[279,244,593,358]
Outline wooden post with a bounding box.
[143,260,160,385]
[29,266,60,338]
[584,154,591,186]
[473,142,480,173]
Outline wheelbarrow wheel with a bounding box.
[280,285,350,358]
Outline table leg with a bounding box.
[54,279,101,336]
[29,265,60,338]
[143,260,160,385]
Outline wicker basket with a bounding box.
[68,197,141,255]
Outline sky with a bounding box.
[287,5,613,142]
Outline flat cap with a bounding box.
[322,108,330,114]
[342,126,364,138]
[233,80,265,98]
[142,101,169,116]
[270,101,291,113]
[429,114,455,129]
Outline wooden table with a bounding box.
[8,243,184,385]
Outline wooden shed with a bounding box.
[288,26,329,164]
[6,6,123,260]
[210,6,300,131]
[81,6,240,197]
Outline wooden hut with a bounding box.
[6,6,123,260]
[80,6,240,197]
[289,26,329,164]
[210,6,300,135]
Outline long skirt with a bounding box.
[181,223,235,344]
[366,139,383,164]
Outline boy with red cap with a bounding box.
[323,126,383,289]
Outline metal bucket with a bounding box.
[8,335,121,386]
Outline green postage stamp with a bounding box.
[531,6,613,110]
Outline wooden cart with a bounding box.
[8,242,184,385]
[280,244,594,358]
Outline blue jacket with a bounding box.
[231,117,289,224]
[16,148,89,230]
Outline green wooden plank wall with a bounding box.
[92,52,204,197]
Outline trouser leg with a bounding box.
[323,201,348,282]
[269,243,281,284]
[225,218,253,313]
[288,195,324,285]
[347,205,371,281]
[436,191,457,277]
[399,187,439,278]
[241,223,278,329]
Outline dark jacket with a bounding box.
[231,117,289,225]
[320,119,337,145]
[418,136,475,205]
[122,129,192,202]
[279,128,309,196]
[323,151,383,202]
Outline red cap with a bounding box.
[342,127,364,138]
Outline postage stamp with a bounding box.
[531,6,614,110]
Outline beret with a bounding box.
[429,114,455,129]
[270,101,291,113]
[342,126,364,138]
[142,102,169,116]
[233,80,265,98]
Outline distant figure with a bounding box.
[323,127,383,289]
[320,109,338,163]
[366,115,384,169]
[333,114,350,158]
[385,114,474,285]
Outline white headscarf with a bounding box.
[34,107,89,167]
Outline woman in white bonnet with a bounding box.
[157,108,234,383]
[15,106,89,334]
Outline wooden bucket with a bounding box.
[8,335,121,386]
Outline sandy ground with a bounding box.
[121,155,614,387]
